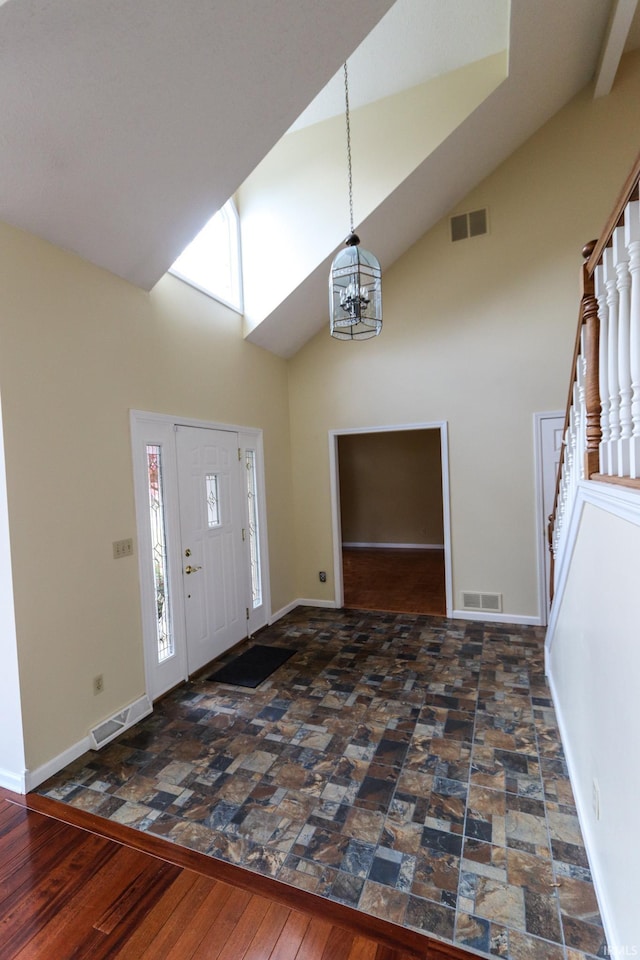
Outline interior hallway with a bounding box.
[36,607,606,960]
[342,548,446,616]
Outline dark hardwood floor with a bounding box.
[342,548,445,616]
[0,788,473,959]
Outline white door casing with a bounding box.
[328,421,453,617]
[131,411,270,701]
[176,425,246,673]
[534,411,564,623]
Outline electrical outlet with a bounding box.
[113,538,134,559]
[592,778,600,820]
[93,674,104,695]
[319,571,327,583]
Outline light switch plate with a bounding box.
[113,538,134,559]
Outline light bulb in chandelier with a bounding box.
[330,232,382,339]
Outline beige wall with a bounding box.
[0,226,295,772]
[287,52,640,617]
[338,430,443,545]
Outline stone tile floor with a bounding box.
[38,607,607,960]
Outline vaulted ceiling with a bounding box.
[0,0,636,356]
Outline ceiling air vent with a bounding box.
[462,591,502,613]
[450,208,488,242]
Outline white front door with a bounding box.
[176,425,247,673]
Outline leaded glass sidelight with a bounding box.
[146,445,174,662]
[245,450,262,608]
[206,474,221,527]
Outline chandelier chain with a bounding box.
[343,62,354,235]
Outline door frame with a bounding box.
[328,421,453,617]
[130,410,271,701]
[533,410,564,625]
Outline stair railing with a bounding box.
[549,151,640,600]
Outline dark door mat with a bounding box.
[207,644,296,688]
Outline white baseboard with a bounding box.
[0,766,27,794]
[273,602,540,626]
[296,598,337,609]
[342,542,444,550]
[25,735,91,792]
[547,670,617,955]
[270,598,337,624]
[451,609,542,626]
[24,694,153,792]
[269,600,299,624]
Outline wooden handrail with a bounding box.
[587,149,640,275]
[548,150,640,605]
[548,242,597,601]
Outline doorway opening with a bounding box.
[329,423,452,617]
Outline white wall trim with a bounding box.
[581,477,640,525]
[328,434,345,609]
[546,478,640,664]
[270,599,338,624]
[328,421,453,618]
[24,693,154,791]
[269,600,299,623]
[130,409,262,436]
[342,542,445,550]
[533,410,564,627]
[451,610,543,626]
[25,735,91,792]
[273,599,541,627]
[0,767,27,794]
[296,598,337,609]
[546,669,617,955]
[0,391,27,791]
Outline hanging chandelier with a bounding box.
[329,62,382,340]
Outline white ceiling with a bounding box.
[0,0,631,356]
[0,0,393,290]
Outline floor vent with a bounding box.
[89,694,152,750]
[450,208,488,242]
[461,591,502,613]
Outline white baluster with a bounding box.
[595,263,609,474]
[614,226,632,476]
[604,246,620,475]
[577,332,587,479]
[568,403,577,509]
[625,199,640,478]
[561,425,571,523]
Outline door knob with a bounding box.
[184,565,202,575]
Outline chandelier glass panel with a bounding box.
[329,63,382,340]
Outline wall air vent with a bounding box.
[462,591,502,613]
[89,694,152,750]
[450,208,488,242]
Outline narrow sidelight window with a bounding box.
[146,445,174,662]
[245,450,262,608]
